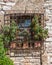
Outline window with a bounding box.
[4,14,44,49]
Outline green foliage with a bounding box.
[0,20,18,65]
[3,25,10,45]
[10,20,18,41]
[30,16,48,41]
[3,20,18,46]
[0,56,14,65]
[0,33,14,65]
[3,25,10,33]
[0,34,5,59]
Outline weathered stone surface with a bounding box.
[6,0,44,14]
[10,51,40,65]
[0,13,4,29]
[44,1,52,65]
[0,0,52,65]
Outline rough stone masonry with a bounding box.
[0,0,52,65]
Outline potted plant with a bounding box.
[3,25,10,48]
[30,16,48,48]
[3,20,19,49]
[10,20,18,49]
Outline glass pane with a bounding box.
[18,19,31,28]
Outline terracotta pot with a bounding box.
[10,42,16,49]
[23,42,28,49]
[34,41,41,48]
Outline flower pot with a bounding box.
[23,42,28,49]
[10,42,16,49]
[34,41,41,48]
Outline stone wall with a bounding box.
[10,0,52,65]
[10,50,41,65]
[44,0,52,65]
[11,57,40,65]
[0,13,4,29]
[0,0,52,65]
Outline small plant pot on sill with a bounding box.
[10,42,16,49]
[34,41,42,48]
[23,42,28,49]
